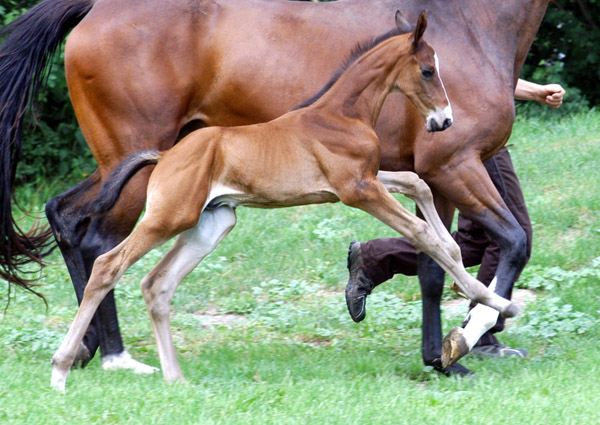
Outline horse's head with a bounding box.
[392,11,453,132]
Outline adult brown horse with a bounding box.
[0,0,548,375]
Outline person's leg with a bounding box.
[345,237,417,322]
[347,148,532,330]
[346,155,503,323]
[345,217,494,322]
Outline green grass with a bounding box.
[1,110,600,424]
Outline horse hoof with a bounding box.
[50,357,70,391]
[442,326,469,368]
[428,358,474,377]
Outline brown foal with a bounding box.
[50,12,517,390]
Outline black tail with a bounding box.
[0,0,94,297]
[92,150,162,216]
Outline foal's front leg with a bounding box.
[140,206,237,382]
[377,171,458,259]
[344,178,519,317]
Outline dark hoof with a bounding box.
[442,326,470,368]
[71,342,92,369]
[427,358,474,377]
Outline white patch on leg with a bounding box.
[102,351,159,374]
[50,365,68,392]
[461,277,500,350]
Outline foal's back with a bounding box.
[153,106,370,211]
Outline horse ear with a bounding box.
[395,10,412,33]
[411,10,428,50]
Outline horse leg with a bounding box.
[422,159,528,367]
[46,168,158,373]
[141,206,237,382]
[377,171,459,258]
[370,173,517,314]
[51,215,176,391]
[341,179,517,316]
[375,171,503,374]
[45,171,102,366]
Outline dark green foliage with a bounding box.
[16,51,94,187]
[1,1,95,189]
[521,0,600,115]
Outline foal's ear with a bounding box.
[394,10,412,33]
[411,10,428,50]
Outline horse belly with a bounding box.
[206,185,339,210]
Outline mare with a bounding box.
[50,12,518,390]
[0,0,549,375]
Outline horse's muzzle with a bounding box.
[427,116,453,132]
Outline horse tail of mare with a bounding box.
[0,0,94,298]
[92,150,162,217]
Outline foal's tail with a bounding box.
[92,150,163,216]
[0,0,94,296]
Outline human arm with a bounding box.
[515,79,566,108]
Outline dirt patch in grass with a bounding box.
[193,305,248,328]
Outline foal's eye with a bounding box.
[421,68,434,79]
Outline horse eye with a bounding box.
[421,68,434,79]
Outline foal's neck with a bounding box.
[312,38,410,129]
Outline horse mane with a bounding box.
[293,27,406,110]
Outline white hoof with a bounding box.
[50,367,67,392]
[102,351,159,374]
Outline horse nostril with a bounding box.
[442,118,453,130]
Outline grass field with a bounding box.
[1,110,599,424]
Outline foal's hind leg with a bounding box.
[141,206,237,382]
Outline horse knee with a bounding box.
[408,221,436,251]
[445,239,462,264]
[45,195,91,247]
[411,176,434,202]
[505,226,527,268]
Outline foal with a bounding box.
[51,12,518,390]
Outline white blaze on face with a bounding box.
[426,52,454,131]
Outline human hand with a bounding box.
[536,84,565,109]
[515,79,566,109]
